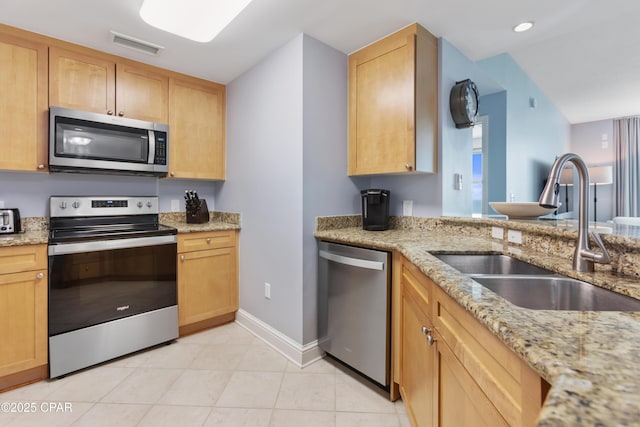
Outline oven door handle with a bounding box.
[48,235,177,256]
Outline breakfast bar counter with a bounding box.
[315,215,640,426]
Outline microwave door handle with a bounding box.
[148,130,156,164]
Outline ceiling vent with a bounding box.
[110,31,164,55]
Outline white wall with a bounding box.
[216,34,362,346]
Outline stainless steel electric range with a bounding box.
[47,196,178,378]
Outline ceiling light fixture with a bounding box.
[139,0,254,43]
[513,21,534,33]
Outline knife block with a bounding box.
[186,200,210,224]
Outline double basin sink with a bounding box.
[433,254,640,311]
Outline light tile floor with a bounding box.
[0,322,409,427]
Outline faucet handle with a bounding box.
[589,231,611,264]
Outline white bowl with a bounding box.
[489,202,558,219]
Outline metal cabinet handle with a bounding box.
[107,110,114,115]
[118,111,125,117]
[427,334,437,346]
[421,326,436,345]
[405,164,412,170]
[170,171,175,177]
[36,273,44,279]
[180,255,185,262]
[37,164,45,170]
[206,238,211,244]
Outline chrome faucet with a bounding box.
[539,153,611,272]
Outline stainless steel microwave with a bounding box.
[49,106,169,176]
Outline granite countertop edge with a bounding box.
[315,226,640,426]
[0,212,241,248]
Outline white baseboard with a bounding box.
[235,309,324,368]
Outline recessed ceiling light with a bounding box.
[513,21,534,33]
[139,0,254,43]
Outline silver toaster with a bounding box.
[0,209,21,234]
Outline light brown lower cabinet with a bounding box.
[437,332,509,426]
[0,245,48,391]
[396,254,549,427]
[177,230,238,336]
[400,261,436,427]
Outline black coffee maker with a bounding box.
[361,189,390,231]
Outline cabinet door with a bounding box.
[348,26,415,175]
[49,47,116,114]
[0,31,48,172]
[437,335,509,427]
[169,77,226,179]
[0,270,48,378]
[401,281,436,427]
[116,63,168,123]
[178,247,238,327]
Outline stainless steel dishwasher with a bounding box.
[317,241,391,387]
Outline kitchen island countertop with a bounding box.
[315,220,640,426]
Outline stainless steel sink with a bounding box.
[472,275,640,311]
[433,254,555,275]
[433,253,640,311]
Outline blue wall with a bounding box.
[0,170,216,217]
[476,54,571,203]
[479,91,507,208]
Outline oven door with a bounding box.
[48,235,177,337]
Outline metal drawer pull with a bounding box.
[180,255,185,261]
[36,273,44,279]
[206,238,211,244]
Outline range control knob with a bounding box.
[59,201,68,209]
[146,201,153,208]
[72,201,80,209]
[137,202,143,208]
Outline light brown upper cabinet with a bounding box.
[348,23,438,176]
[169,77,226,180]
[50,47,169,123]
[0,27,48,172]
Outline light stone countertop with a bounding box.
[315,218,640,426]
[0,212,241,248]
[0,229,49,247]
[159,212,241,233]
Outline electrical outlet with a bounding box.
[403,200,413,216]
[507,229,523,244]
[491,227,504,240]
[170,199,180,212]
[264,282,271,299]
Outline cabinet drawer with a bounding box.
[178,230,236,252]
[0,245,47,275]
[432,284,545,427]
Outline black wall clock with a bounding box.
[449,79,479,129]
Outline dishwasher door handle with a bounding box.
[319,250,385,271]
